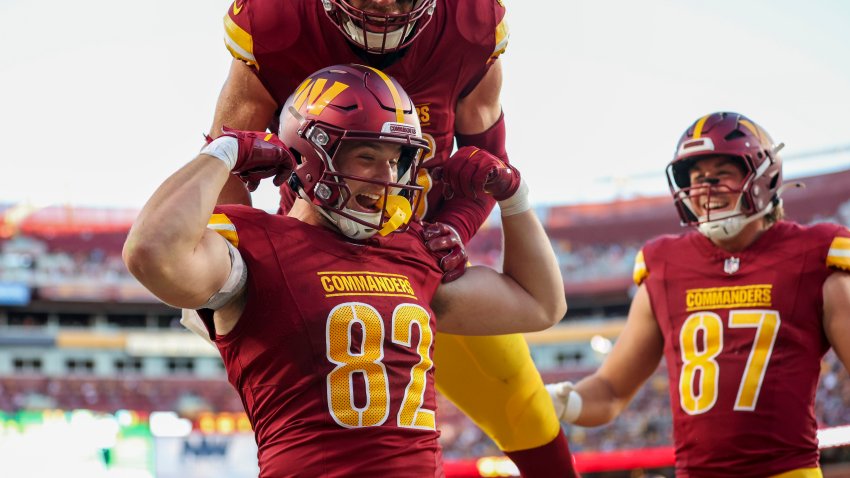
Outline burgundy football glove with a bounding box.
[220,126,295,192]
[423,222,468,283]
[434,146,521,201]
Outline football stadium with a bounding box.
[2,0,850,476]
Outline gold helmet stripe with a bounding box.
[692,114,711,139]
[364,65,404,123]
[738,119,761,140]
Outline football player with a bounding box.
[549,112,850,477]
[202,0,574,472]
[124,64,575,477]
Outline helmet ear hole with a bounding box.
[769,173,779,190]
[741,195,752,211]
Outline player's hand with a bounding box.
[220,126,295,192]
[433,146,521,201]
[423,222,468,283]
[545,381,583,424]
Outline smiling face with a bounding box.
[687,155,748,219]
[333,140,402,213]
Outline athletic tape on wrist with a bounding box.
[498,178,530,216]
[200,136,239,170]
[563,390,583,424]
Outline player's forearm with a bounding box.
[124,156,230,289]
[500,210,566,327]
[572,375,629,426]
[431,195,495,244]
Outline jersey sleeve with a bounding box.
[208,212,240,247]
[223,0,257,67]
[632,248,648,286]
[826,227,850,272]
[492,4,509,60]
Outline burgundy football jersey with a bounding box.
[208,205,444,477]
[634,221,850,477]
[222,0,508,229]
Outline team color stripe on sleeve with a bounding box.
[208,214,239,247]
[827,236,850,271]
[493,19,509,58]
[633,249,648,285]
[224,14,256,66]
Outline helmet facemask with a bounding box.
[667,112,786,242]
[279,64,430,239]
[289,108,425,240]
[667,155,777,241]
[322,0,436,54]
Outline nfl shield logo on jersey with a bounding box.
[724,257,740,275]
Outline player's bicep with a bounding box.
[211,59,278,137]
[432,266,547,335]
[455,59,503,135]
[597,284,664,401]
[824,271,850,371]
[156,230,236,309]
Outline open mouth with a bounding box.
[700,198,730,212]
[356,19,404,33]
[354,192,382,212]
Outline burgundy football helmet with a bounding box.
[279,64,429,239]
[321,0,436,54]
[666,112,784,240]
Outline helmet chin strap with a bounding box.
[697,202,774,241]
[299,186,412,240]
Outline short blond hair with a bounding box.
[765,203,784,225]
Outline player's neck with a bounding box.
[289,198,327,228]
[710,218,771,253]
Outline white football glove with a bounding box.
[545,381,583,424]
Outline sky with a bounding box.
[2,0,849,211]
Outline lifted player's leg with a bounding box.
[434,333,577,477]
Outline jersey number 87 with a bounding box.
[679,309,781,415]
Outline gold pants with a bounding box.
[770,467,823,478]
[434,332,560,452]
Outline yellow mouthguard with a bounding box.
[376,195,413,236]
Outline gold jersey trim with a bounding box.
[208,213,238,247]
[493,19,510,58]
[632,249,647,285]
[224,14,256,66]
[827,236,850,271]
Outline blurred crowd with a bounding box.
[437,351,850,457]
[1,351,845,458]
[2,199,849,290]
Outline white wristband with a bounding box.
[200,136,239,171]
[563,390,583,424]
[497,178,530,216]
